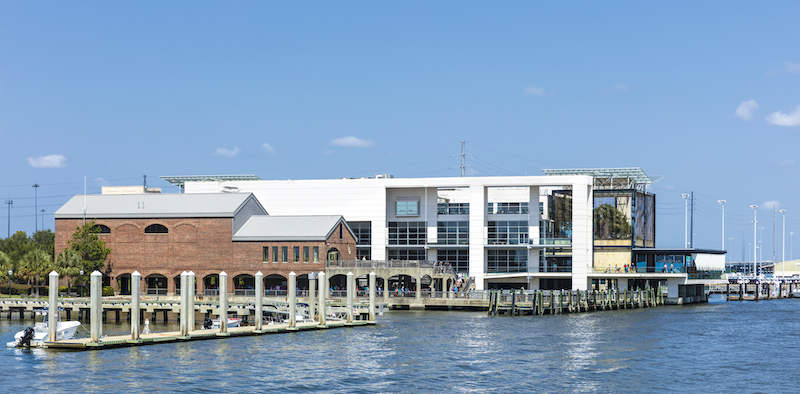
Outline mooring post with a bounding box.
[48,270,58,342]
[131,271,141,340]
[219,271,228,333]
[187,271,195,333]
[255,271,263,331]
[318,271,326,326]
[308,273,316,323]
[369,271,376,321]
[180,271,188,336]
[346,272,354,323]
[289,271,297,328]
[90,270,102,343]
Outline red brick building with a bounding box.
[55,192,356,295]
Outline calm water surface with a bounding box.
[2,295,798,393]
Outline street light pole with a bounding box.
[7,270,11,297]
[718,200,726,251]
[727,237,733,263]
[4,200,11,237]
[751,205,758,275]
[780,209,786,264]
[41,209,45,231]
[682,194,690,248]
[759,226,764,263]
[32,184,39,232]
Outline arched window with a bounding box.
[96,224,111,234]
[145,224,169,234]
[327,248,340,262]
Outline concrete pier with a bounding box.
[90,271,102,342]
[219,271,228,334]
[255,271,263,331]
[288,272,296,328]
[131,271,141,340]
[48,270,58,342]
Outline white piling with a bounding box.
[318,271,326,326]
[131,271,141,340]
[219,271,228,333]
[288,272,297,327]
[48,270,58,342]
[187,271,195,333]
[90,271,102,343]
[255,271,263,330]
[179,271,188,336]
[308,273,316,323]
[369,271,376,321]
[346,272,354,323]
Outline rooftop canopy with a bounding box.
[160,175,262,188]
[542,167,662,190]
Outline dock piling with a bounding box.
[369,271,376,321]
[180,271,188,335]
[131,271,141,340]
[346,272,353,323]
[289,271,296,328]
[219,271,228,333]
[188,271,195,332]
[90,270,102,342]
[318,271,326,326]
[308,273,316,322]
[255,271,263,331]
[48,270,58,342]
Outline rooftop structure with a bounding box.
[543,167,663,191]
[160,175,262,189]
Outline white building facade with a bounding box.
[177,175,595,291]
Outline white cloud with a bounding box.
[735,100,759,121]
[524,86,545,95]
[785,62,800,74]
[262,143,275,154]
[213,147,240,157]
[330,136,373,148]
[766,106,800,126]
[763,201,781,210]
[779,159,795,166]
[611,83,629,91]
[27,154,66,168]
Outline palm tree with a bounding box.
[0,251,11,295]
[20,248,53,298]
[55,249,82,296]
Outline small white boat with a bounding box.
[6,309,82,348]
[203,317,242,329]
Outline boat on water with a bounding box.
[202,317,242,329]
[6,309,82,348]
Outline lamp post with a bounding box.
[40,209,45,231]
[4,200,11,237]
[7,270,11,297]
[792,232,795,261]
[759,226,764,263]
[682,194,690,248]
[32,184,39,232]
[80,270,84,297]
[718,200,726,251]
[751,205,758,275]
[780,209,786,263]
[727,237,733,263]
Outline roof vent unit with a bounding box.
[221,186,240,193]
[374,174,394,179]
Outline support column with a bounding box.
[131,271,141,340]
[571,178,593,291]
[369,271,376,321]
[288,272,296,328]
[308,273,316,323]
[48,270,59,342]
[179,271,188,336]
[346,272,354,323]
[415,275,421,300]
[219,271,228,333]
[468,184,487,290]
[187,271,195,333]
[90,270,102,343]
[255,271,263,330]
[318,272,326,326]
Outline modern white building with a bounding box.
[161,169,718,295]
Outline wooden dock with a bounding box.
[486,288,666,316]
[43,320,374,350]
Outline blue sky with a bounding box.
[1,1,799,259]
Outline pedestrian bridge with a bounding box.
[325,260,466,296]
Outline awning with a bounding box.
[693,253,725,271]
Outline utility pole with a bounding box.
[4,200,12,237]
[459,141,466,177]
[773,207,777,264]
[33,184,39,232]
[41,209,45,231]
[690,192,694,248]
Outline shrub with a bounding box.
[102,286,114,296]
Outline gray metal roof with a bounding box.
[54,193,261,219]
[233,215,352,241]
[160,175,262,188]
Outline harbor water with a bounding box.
[2,295,799,393]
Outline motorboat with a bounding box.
[202,317,242,329]
[6,309,82,348]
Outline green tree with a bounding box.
[68,220,111,274]
[0,251,11,292]
[31,230,55,259]
[55,249,82,295]
[19,248,53,298]
[0,231,32,273]
[594,204,632,240]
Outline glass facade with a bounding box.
[487,202,529,215]
[488,221,528,245]
[349,221,372,246]
[487,249,527,273]
[388,248,427,261]
[437,221,469,245]
[439,248,469,273]
[437,202,469,215]
[396,201,419,216]
[389,221,426,245]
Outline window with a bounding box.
[388,248,427,261]
[282,246,288,263]
[272,247,279,263]
[437,202,469,215]
[294,246,300,262]
[488,221,529,245]
[145,224,168,233]
[96,224,111,234]
[263,247,269,262]
[488,249,528,273]
[396,200,419,216]
[388,222,426,245]
[439,249,469,273]
[437,221,469,245]
[349,221,372,245]
[488,203,528,214]
[303,246,309,263]
[313,246,319,263]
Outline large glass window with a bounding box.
[437,202,469,215]
[488,249,528,273]
[487,202,529,214]
[439,249,469,273]
[388,248,427,261]
[303,246,309,263]
[293,246,300,262]
[282,246,288,263]
[313,246,319,263]
[272,247,279,263]
[349,221,372,246]
[396,201,419,216]
[389,222,426,245]
[437,221,469,245]
[263,247,269,262]
[488,221,528,245]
